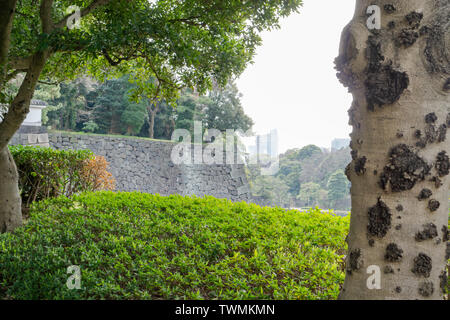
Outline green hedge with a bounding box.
[9,146,109,208]
[0,192,349,300]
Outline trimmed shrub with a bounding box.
[80,156,116,191]
[9,146,115,208]
[0,192,349,300]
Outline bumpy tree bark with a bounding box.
[336,0,449,299]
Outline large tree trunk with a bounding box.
[336,0,449,299]
[0,1,55,233]
[0,51,48,233]
[0,147,22,232]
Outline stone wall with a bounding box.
[9,126,49,147]
[39,132,251,202]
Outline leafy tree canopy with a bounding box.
[4,0,302,107]
[297,182,321,206]
[202,82,253,133]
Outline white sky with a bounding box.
[236,0,356,153]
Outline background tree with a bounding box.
[30,82,62,127]
[38,78,97,131]
[202,82,254,133]
[326,169,349,208]
[152,102,176,140]
[173,89,202,138]
[297,144,323,160]
[120,99,147,136]
[336,0,449,299]
[34,75,255,140]
[92,76,145,135]
[81,120,98,133]
[248,144,352,210]
[276,159,302,196]
[297,182,322,207]
[56,80,88,130]
[252,175,292,207]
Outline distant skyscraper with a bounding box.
[255,129,278,158]
[331,138,350,151]
[268,129,278,158]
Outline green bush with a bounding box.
[0,192,349,300]
[9,146,112,208]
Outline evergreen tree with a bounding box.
[202,82,254,133]
[297,182,322,207]
[51,80,88,131]
[93,77,146,135]
[326,170,349,207]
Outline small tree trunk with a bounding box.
[336,0,449,299]
[110,113,120,134]
[147,107,157,139]
[0,147,22,233]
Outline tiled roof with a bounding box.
[31,99,47,106]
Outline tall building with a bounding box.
[255,129,278,158]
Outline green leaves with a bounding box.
[0,191,347,300]
[92,76,148,135]
[8,0,303,105]
[9,145,94,207]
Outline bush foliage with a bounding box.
[80,156,116,191]
[0,192,349,300]
[9,146,115,208]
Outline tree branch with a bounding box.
[5,69,25,82]
[37,79,58,85]
[40,0,54,33]
[0,51,48,150]
[144,57,182,91]
[102,49,129,66]
[15,9,34,20]
[101,45,142,66]
[8,56,32,70]
[168,16,206,28]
